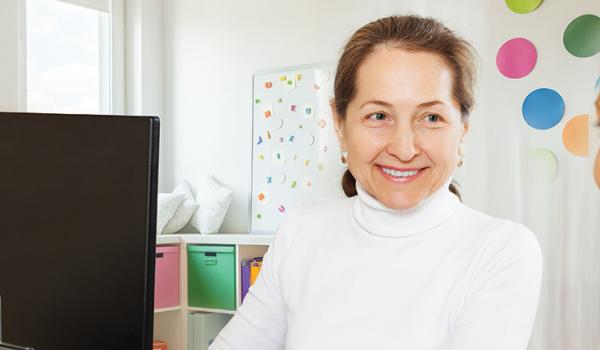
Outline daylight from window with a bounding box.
[27,0,107,114]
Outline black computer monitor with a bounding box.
[0,112,160,350]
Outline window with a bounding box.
[26,0,121,114]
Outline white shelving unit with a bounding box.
[154,233,273,350]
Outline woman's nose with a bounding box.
[386,124,419,162]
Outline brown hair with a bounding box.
[333,15,478,202]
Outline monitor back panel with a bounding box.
[0,113,159,350]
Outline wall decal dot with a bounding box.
[496,38,537,78]
[594,147,600,190]
[563,14,600,58]
[522,88,565,130]
[562,114,589,157]
[505,0,543,14]
[525,148,558,184]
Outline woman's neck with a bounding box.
[352,178,462,237]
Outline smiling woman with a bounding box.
[333,47,469,209]
[209,15,542,350]
[331,16,476,208]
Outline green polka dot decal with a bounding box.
[505,0,543,14]
[563,14,600,58]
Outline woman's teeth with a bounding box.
[382,167,419,177]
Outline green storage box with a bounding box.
[188,245,236,310]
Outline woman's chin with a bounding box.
[379,192,424,210]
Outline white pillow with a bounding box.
[163,180,199,234]
[156,193,185,235]
[190,175,233,234]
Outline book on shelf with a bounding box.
[241,257,263,302]
[241,258,250,302]
[250,258,263,285]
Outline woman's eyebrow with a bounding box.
[360,99,450,110]
[417,100,449,109]
[360,100,393,109]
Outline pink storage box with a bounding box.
[154,245,180,309]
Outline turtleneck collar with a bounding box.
[352,177,462,238]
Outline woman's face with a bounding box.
[334,46,469,210]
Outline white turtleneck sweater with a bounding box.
[209,178,543,350]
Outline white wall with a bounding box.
[0,0,26,112]
[124,0,166,191]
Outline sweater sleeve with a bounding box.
[208,208,300,350]
[450,222,544,350]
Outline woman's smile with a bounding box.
[377,165,427,183]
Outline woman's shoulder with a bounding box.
[457,204,543,263]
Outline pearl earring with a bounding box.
[457,149,464,167]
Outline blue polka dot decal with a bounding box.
[522,88,565,130]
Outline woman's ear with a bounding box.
[461,121,470,143]
[331,99,347,151]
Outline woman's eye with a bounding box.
[425,114,441,123]
[368,113,386,121]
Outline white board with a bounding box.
[250,62,346,233]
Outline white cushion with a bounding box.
[190,175,233,234]
[156,193,185,235]
[163,180,199,234]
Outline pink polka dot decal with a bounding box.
[496,38,537,78]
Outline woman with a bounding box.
[210,15,543,349]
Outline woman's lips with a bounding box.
[377,165,426,183]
